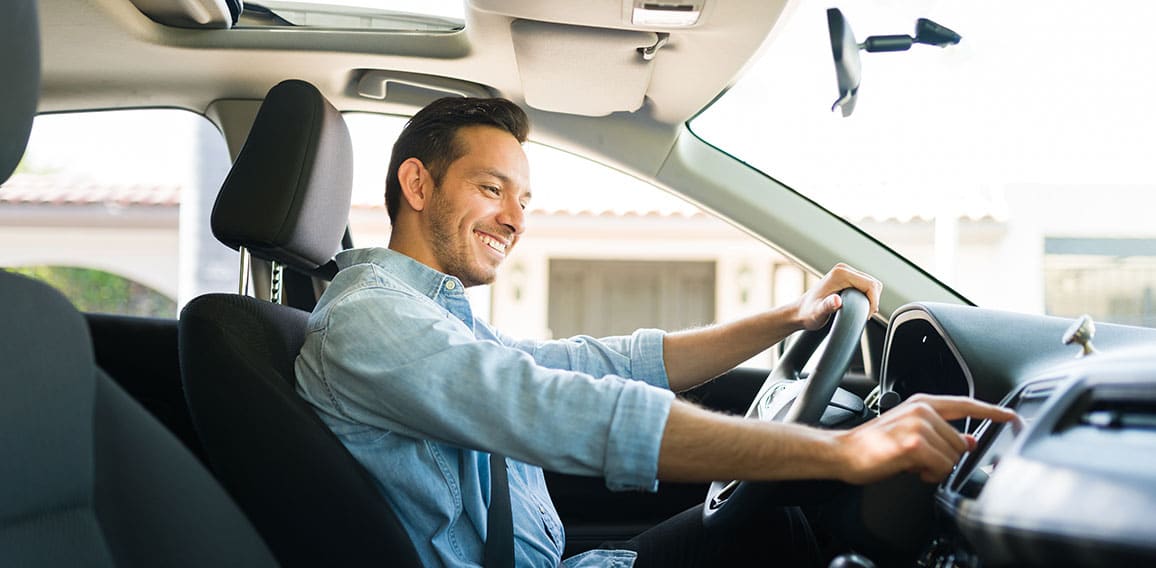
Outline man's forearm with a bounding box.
[662,303,803,392]
[656,399,844,482]
[661,263,883,392]
[657,395,1018,486]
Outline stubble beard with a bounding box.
[426,187,497,288]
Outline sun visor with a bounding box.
[510,20,659,117]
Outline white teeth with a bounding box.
[477,232,507,253]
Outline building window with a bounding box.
[547,259,716,339]
[1045,238,1156,328]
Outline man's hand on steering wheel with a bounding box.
[794,263,882,331]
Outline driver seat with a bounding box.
[178,80,421,567]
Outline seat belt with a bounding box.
[485,453,515,568]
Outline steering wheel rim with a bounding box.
[702,288,871,529]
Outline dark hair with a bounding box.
[385,97,530,222]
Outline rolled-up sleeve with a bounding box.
[301,284,674,491]
[493,327,670,391]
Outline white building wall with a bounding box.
[0,224,179,300]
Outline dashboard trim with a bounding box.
[880,306,976,429]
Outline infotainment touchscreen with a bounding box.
[950,380,1056,498]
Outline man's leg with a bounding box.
[602,504,822,567]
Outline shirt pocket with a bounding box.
[532,495,565,550]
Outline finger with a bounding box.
[964,434,978,452]
[907,433,958,483]
[923,408,969,455]
[803,293,842,330]
[913,395,1018,423]
[830,263,882,315]
[825,293,842,313]
[918,418,966,465]
[904,400,969,455]
[853,278,881,316]
[885,400,975,473]
[918,466,952,484]
[865,277,882,316]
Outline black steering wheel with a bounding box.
[702,288,871,528]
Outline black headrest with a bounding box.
[0,0,40,184]
[211,80,354,271]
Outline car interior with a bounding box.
[4,0,1156,566]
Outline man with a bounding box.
[294,97,1014,567]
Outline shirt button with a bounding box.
[445,280,456,290]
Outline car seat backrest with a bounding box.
[180,78,422,567]
[0,274,281,567]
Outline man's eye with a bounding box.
[483,185,500,196]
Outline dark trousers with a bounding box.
[599,504,822,567]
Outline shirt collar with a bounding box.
[335,247,468,304]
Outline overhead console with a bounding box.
[931,366,1156,566]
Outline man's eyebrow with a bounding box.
[476,168,512,184]
[477,168,531,201]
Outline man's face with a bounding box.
[424,125,531,287]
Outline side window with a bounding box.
[346,112,813,368]
[6,266,176,317]
[0,109,234,317]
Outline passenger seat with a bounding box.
[0,1,279,565]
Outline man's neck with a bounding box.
[387,226,441,275]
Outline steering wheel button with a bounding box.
[879,390,902,413]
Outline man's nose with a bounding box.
[497,196,525,236]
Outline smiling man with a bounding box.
[294,97,1014,568]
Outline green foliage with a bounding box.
[5,266,177,317]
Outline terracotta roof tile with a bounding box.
[0,175,180,207]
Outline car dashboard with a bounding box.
[868,303,1156,567]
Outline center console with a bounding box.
[926,367,1156,567]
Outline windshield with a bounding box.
[691,0,1156,327]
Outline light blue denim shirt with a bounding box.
[295,248,676,567]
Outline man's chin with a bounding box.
[458,268,498,288]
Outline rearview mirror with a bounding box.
[827,8,861,118]
[827,8,961,117]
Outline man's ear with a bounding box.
[396,158,429,212]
